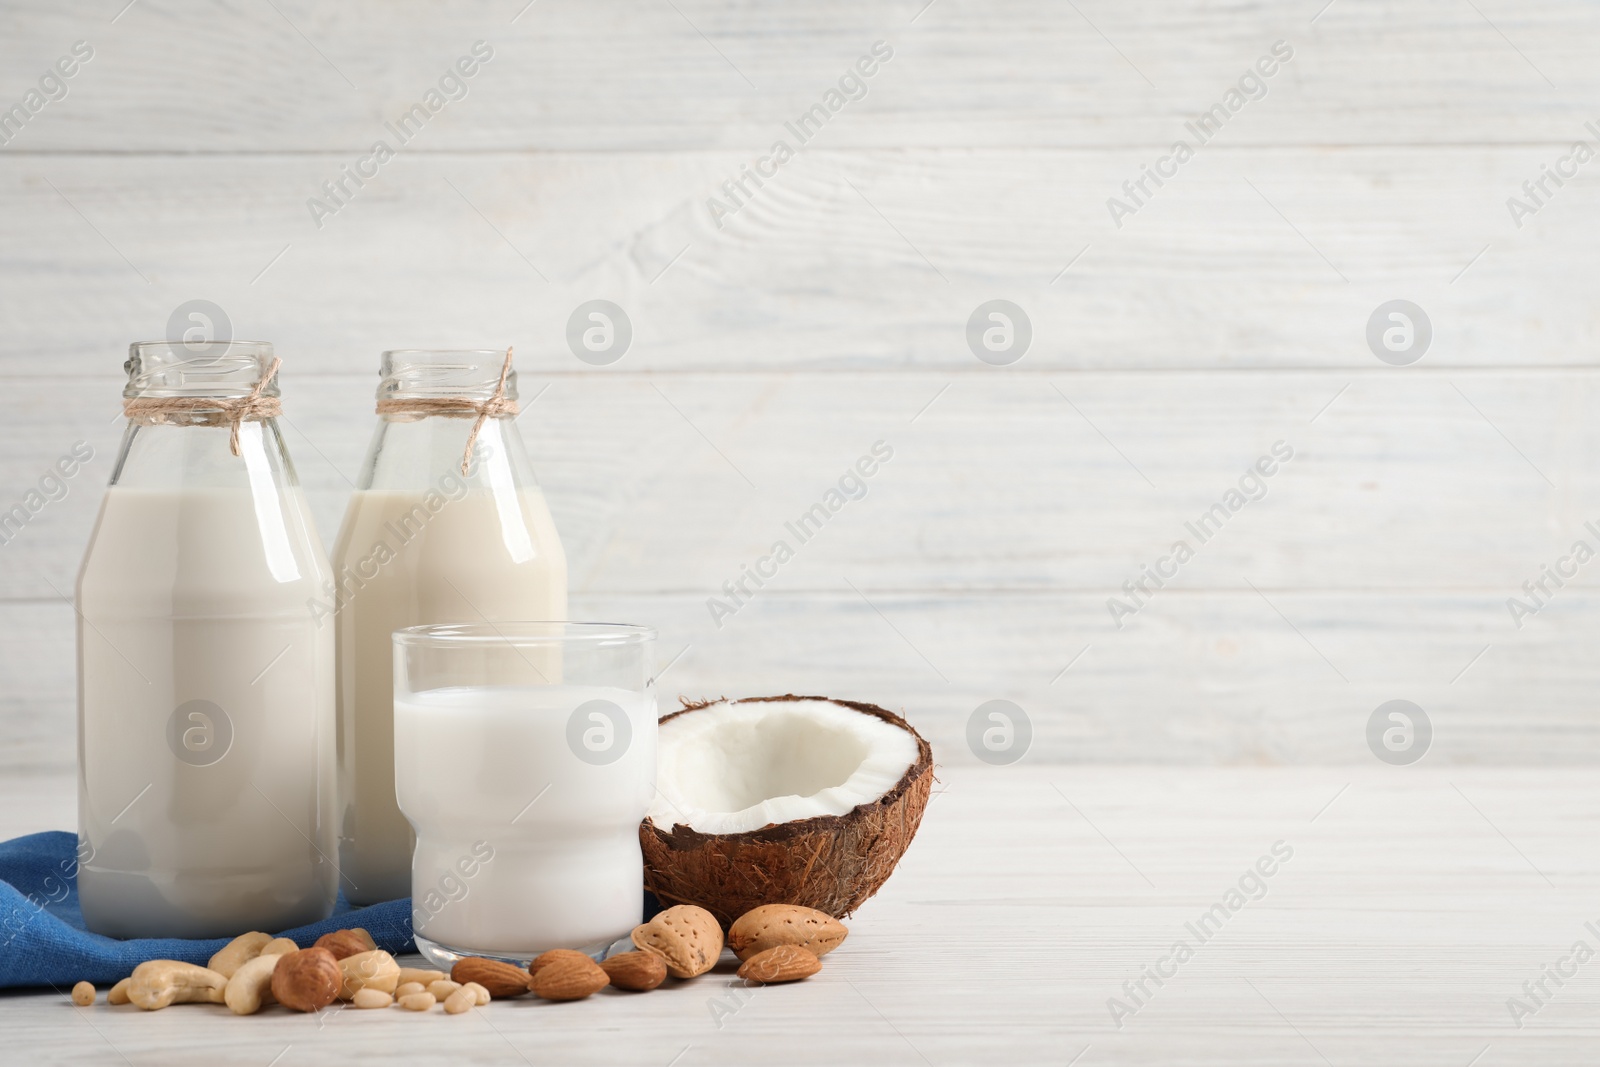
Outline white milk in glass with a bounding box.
[395,685,655,957]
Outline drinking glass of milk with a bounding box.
[332,349,567,905]
[394,622,656,967]
[77,341,337,938]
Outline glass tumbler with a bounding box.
[394,622,657,968]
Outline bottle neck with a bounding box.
[108,419,300,491]
[112,342,296,490]
[356,413,539,494]
[378,350,518,405]
[368,350,524,487]
[125,341,280,400]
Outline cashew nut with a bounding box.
[223,952,283,1015]
[261,937,299,957]
[128,960,227,1010]
[107,978,131,1006]
[337,949,400,1000]
[207,932,273,979]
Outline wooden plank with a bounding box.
[0,0,1593,151]
[4,579,1597,772]
[0,145,1593,375]
[0,766,1595,1062]
[8,368,1592,768]
[1,371,1593,599]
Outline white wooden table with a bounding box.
[3,765,1596,1065]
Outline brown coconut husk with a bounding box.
[640,694,935,928]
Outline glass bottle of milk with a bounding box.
[77,341,337,938]
[332,350,567,904]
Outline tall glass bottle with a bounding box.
[333,350,568,904]
[77,341,337,938]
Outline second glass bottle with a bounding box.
[332,349,568,904]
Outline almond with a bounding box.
[631,905,724,979]
[270,948,342,1012]
[452,957,532,999]
[736,944,821,984]
[728,905,848,961]
[600,951,667,992]
[314,928,377,961]
[529,948,594,977]
[531,957,608,1001]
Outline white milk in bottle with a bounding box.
[331,350,567,904]
[77,342,337,938]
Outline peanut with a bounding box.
[71,982,95,1006]
[107,979,130,1006]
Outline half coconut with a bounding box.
[641,694,934,926]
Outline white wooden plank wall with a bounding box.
[1,0,1596,770]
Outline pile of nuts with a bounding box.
[69,903,847,1015]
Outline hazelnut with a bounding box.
[313,928,377,961]
[270,948,341,1013]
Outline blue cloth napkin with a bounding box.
[0,831,413,990]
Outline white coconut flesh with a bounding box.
[648,699,921,835]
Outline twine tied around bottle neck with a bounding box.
[122,357,284,457]
[374,348,520,476]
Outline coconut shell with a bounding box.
[640,694,935,928]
